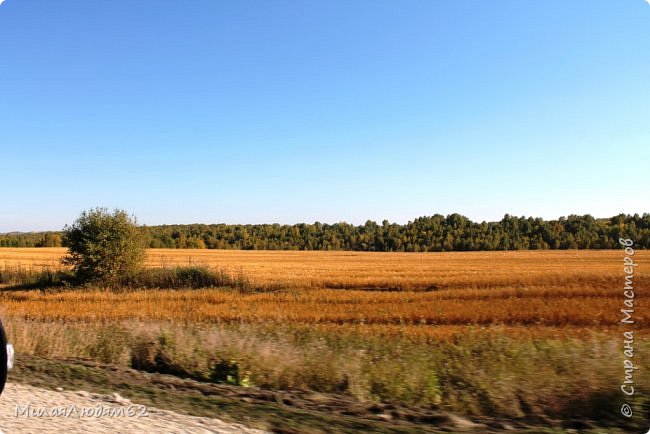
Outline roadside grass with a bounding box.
[3,317,648,430]
[15,356,633,434]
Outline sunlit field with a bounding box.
[0,248,648,429]
[0,247,638,290]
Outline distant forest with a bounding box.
[1,213,648,251]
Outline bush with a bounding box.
[62,208,147,286]
[0,266,74,289]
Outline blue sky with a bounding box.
[1,1,649,231]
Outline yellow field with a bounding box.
[0,248,646,337]
[1,248,647,419]
[0,247,639,291]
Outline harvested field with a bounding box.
[0,248,647,429]
[0,285,646,327]
[0,248,646,330]
[0,248,642,291]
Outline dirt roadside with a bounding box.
[5,356,495,433]
[0,381,267,434]
[0,357,627,434]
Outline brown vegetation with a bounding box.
[0,247,642,291]
[0,248,646,330]
[0,248,647,428]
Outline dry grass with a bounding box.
[0,247,643,291]
[0,248,646,330]
[3,316,646,423]
[0,286,645,328]
[0,248,647,425]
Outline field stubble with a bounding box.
[0,248,646,330]
[0,248,648,428]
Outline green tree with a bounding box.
[36,232,62,247]
[62,208,147,285]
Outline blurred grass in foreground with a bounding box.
[4,317,648,429]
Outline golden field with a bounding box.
[0,247,641,290]
[0,248,646,334]
[1,247,648,424]
[1,284,645,329]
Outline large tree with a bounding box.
[62,208,146,285]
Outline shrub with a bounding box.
[62,208,147,286]
[119,266,252,291]
[0,266,74,289]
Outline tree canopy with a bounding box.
[3,213,646,251]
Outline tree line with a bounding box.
[1,213,648,251]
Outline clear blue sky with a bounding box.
[1,1,649,232]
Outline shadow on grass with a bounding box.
[0,266,267,293]
[0,269,76,291]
